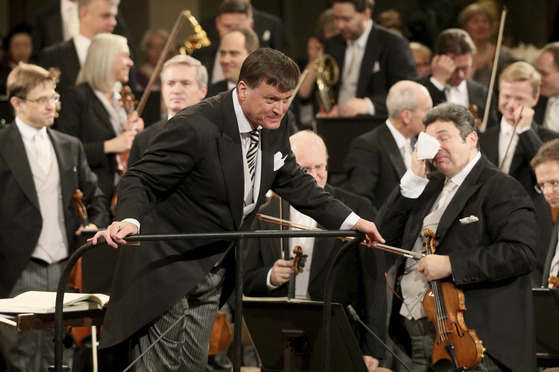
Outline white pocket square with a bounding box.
[459,215,479,225]
[372,61,380,73]
[273,152,287,171]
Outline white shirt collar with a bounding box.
[447,151,481,187]
[73,34,92,66]
[232,88,261,135]
[353,19,372,50]
[499,116,516,136]
[15,116,47,141]
[385,119,407,150]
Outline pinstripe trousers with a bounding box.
[133,265,226,372]
[0,259,74,372]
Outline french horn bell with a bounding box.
[314,54,339,112]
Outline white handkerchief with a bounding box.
[274,152,287,171]
[372,60,380,73]
[416,132,441,160]
[459,215,479,225]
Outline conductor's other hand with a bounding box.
[353,218,385,247]
[270,259,292,287]
[88,221,138,248]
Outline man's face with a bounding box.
[425,120,477,178]
[219,31,249,84]
[291,139,328,189]
[535,51,559,99]
[81,0,118,38]
[215,13,252,38]
[9,33,33,63]
[332,2,370,41]
[112,45,133,83]
[535,159,559,208]
[498,80,538,124]
[447,53,472,87]
[161,64,207,116]
[11,82,58,130]
[237,81,292,130]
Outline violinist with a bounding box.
[0,64,109,371]
[55,33,144,210]
[531,139,559,289]
[377,103,537,371]
[479,62,559,286]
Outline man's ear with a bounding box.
[237,81,248,100]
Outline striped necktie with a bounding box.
[247,130,259,184]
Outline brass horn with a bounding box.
[314,54,339,112]
[180,11,211,55]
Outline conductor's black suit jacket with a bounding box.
[99,90,354,349]
[377,155,537,371]
[0,123,108,297]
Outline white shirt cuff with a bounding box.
[266,268,279,290]
[122,218,140,233]
[429,76,445,91]
[340,212,360,230]
[400,169,429,199]
[365,98,375,115]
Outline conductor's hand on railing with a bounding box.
[88,220,139,248]
[352,218,384,248]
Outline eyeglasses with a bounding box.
[302,164,328,174]
[20,94,60,105]
[534,180,559,193]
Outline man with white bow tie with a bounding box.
[378,102,537,371]
[479,61,559,286]
[417,28,498,129]
[0,63,108,371]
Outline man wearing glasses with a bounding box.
[0,63,108,370]
[531,139,559,288]
[479,61,559,286]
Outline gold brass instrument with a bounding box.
[314,54,339,112]
[180,10,211,55]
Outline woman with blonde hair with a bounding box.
[56,33,144,209]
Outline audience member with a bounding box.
[299,0,416,117]
[377,102,537,371]
[417,28,498,128]
[128,55,207,166]
[243,130,385,372]
[409,41,432,78]
[38,0,125,93]
[0,63,109,371]
[479,61,559,285]
[206,27,258,98]
[193,0,253,84]
[375,9,404,36]
[55,33,144,210]
[531,139,559,288]
[0,24,34,95]
[535,42,559,131]
[344,80,432,210]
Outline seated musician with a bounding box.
[531,139,559,289]
[377,103,537,371]
[243,130,386,372]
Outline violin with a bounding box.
[422,228,485,370]
[287,245,308,299]
[468,104,482,130]
[549,276,559,289]
[209,311,233,355]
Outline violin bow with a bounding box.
[478,6,507,133]
[498,105,524,170]
[257,213,424,260]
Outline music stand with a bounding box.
[243,298,367,372]
[532,288,559,366]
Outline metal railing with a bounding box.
[50,230,365,372]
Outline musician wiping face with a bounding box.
[478,61,559,286]
[378,102,538,371]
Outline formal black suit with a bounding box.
[206,79,230,99]
[38,39,80,93]
[55,83,120,206]
[0,123,108,297]
[377,155,538,371]
[344,122,407,210]
[128,118,166,167]
[32,1,132,59]
[479,123,559,284]
[99,90,354,349]
[534,96,549,126]
[542,220,559,287]
[243,186,385,358]
[324,23,416,117]
[417,74,498,129]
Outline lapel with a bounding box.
[217,92,245,230]
[49,129,74,214]
[480,127,500,166]
[357,25,379,96]
[379,124,407,177]
[60,41,81,85]
[0,123,40,211]
[257,128,274,203]
[87,85,116,135]
[436,156,485,239]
